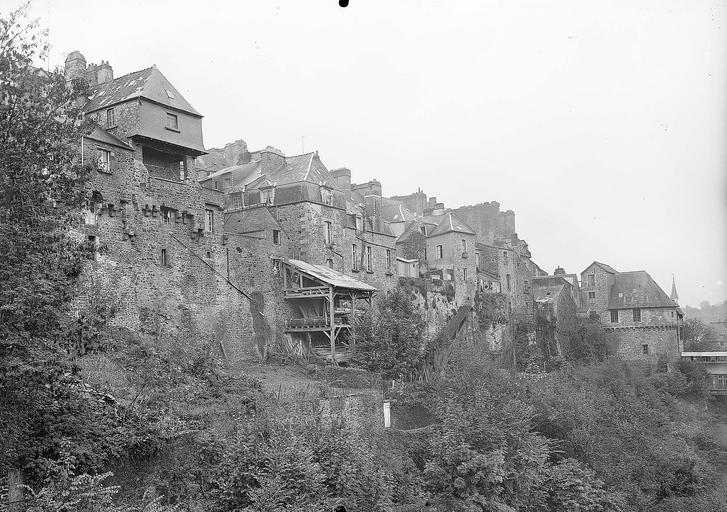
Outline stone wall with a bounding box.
[606,326,681,362]
[580,264,615,314]
[78,137,261,362]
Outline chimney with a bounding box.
[64,50,87,82]
[554,266,566,276]
[84,63,99,86]
[96,60,114,84]
[258,146,285,173]
[331,168,352,198]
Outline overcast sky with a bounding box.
[14,0,727,308]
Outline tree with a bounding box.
[682,318,719,350]
[0,2,127,495]
[351,288,425,380]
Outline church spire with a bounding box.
[670,274,679,304]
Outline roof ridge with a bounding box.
[90,66,153,91]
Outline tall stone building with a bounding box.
[68,51,272,361]
[579,262,683,361]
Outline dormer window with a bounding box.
[260,187,275,205]
[321,186,333,205]
[106,108,115,128]
[166,113,179,131]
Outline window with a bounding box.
[588,291,596,304]
[523,279,530,294]
[610,310,619,323]
[463,268,467,281]
[260,187,274,205]
[461,239,467,252]
[633,308,641,322]
[366,246,372,272]
[355,215,363,231]
[161,248,169,266]
[475,252,480,269]
[106,108,115,127]
[324,221,332,245]
[642,344,649,355]
[96,149,111,172]
[713,374,727,390]
[352,244,358,270]
[321,187,332,205]
[231,193,243,209]
[162,208,172,224]
[272,229,280,245]
[386,249,392,271]
[222,177,231,191]
[423,247,427,260]
[166,113,179,130]
[213,181,219,190]
[670,311,675,318]
[327,258,334,269]
[204,209,214,232]
[503,251,509,265]
[506,274,511,291]
[420,226,427,236]
[436,245,443,259]
[588,274,595,286]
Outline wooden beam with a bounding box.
[329,285,336,363]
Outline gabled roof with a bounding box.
[245,153,339,191]
[533,276,572,304]
[224,207,282,235]
[607,271,678,309]
[429,212,476,238]
[83,66,201,116]
[582,261,618,275]
[381,198,415,223]
[200,161,261,186]
[396,218,437,244]
[286,259,377,292]
[86,123,134,151]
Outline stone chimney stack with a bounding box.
[96,60,114,84]
[331,168,352,198]
[554,266,566,276]
[64,50,87,82]
[258,146,285,173]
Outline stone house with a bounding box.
[579,261,683,361]
[67,51,266,360]
[532,275,578,356]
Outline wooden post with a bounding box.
[329,286,336,362]
[351,293,357,352]
[8,468,24,512]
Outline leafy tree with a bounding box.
[351,288,425,379]
[682,317,720,350]
[0,2,128,491]
[400,230,426,260]
[562,316,612,363]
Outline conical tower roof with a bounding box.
[670,274,679,304]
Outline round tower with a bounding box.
[64,51,87,82]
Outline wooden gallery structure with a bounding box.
[281,259,377,363]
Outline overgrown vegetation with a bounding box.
[350,288,426,380]
[3,5,726,512]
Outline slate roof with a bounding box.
[245,153,340,191]
[200,161,261,190]
[83,66,201,116]
[286,259,378,292]
[86,123,134,150]
[381,198,415,223]
[607,271,678,309]
[583,261,618,274]
[533,276,571,303]
[396,218,438,244]
[428,212,476,238]
[224,207,282,235]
